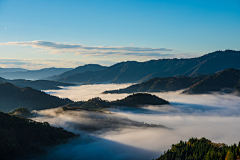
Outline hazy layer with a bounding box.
[35,84,240,160]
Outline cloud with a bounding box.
[0,40,174,57]
[31,84,240,160]
[4,27,6,30]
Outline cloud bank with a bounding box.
[0,40,175,57]
[33,84,240,160]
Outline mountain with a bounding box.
[0,111,78,160]
[104,68,240,95]
[155,137,240,160]
[60,93,169,112]
[183,68,240,94]
[0,78,76,90]
[0,67,72,80]
[47,64,107,81]
[103,76,205,94]
[0,83,73,112]
[57,50,240,84]
[0,67,27,73]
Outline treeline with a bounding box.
[104,68,240,94]
[60,93,170,112]
[0,111,78,160]
[156,137,240,160]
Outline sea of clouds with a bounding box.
[32,84,240,160]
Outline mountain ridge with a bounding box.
[103,68,240,94]
[55,50,240,84]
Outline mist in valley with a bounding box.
[31,84,240,160]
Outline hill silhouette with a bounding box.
[183,68,240,94]
[104,68,240,94]
[47,64,107,81]
[60,93,169,112]
[0,83,73,112]
[55,50,240,84]
[103,76,205,94]
[0,111,78,160]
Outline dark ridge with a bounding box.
[0,83,73,113]
[112,93,170,107]
[103,68,240,95]
[60,93,169,112]
[183,68,240,94]
[0,111,78,160]
[56,50,240,84]
[103,76,205,94]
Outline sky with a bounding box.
[0,0,240,69]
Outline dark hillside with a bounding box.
[0,111,78,160]
[0,83,73,112]
[183,68,240,94]
[103,76,205,94]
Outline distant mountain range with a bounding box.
[0,67,72,80]
[0,77,75,90]
[0,67,27,73]
[0,83,73,112]
[50,50,240,84]
[104,68,240,94]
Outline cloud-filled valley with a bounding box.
[30,84,240,160]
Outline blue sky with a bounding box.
[0,0,239,69]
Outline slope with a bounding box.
[58,50,240,84]
[183,68,240,94]
[0,83,73,112]
[47,64,107,81]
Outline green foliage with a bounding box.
[156,137,240,160]
[0,111,78,160]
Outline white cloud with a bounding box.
[4,27,6,30]
[0,40,174,57]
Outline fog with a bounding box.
[32,84,240,160]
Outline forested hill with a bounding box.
[56,50,240,84]
[156,137,240,160]
[0,83,73,112]
[60,93,169,112]
[103,76,205,94]
[103,68,240,94]
[183,68,240,94]
[0,111,78,160]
